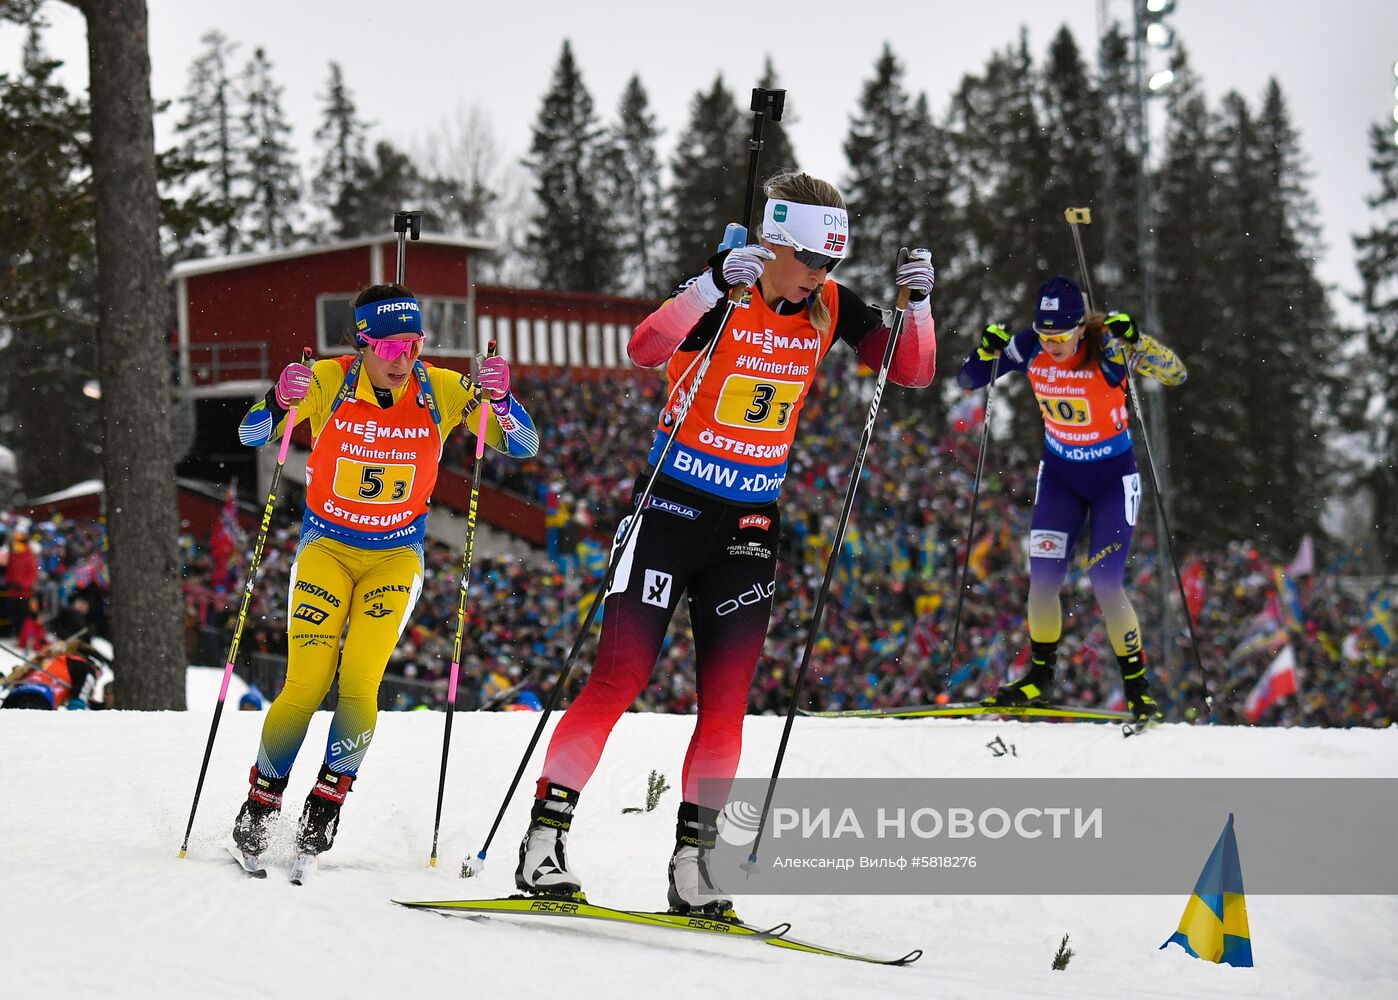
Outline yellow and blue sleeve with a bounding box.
[433,369,540,459]
[238,359,342,447]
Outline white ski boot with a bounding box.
[515,781,584,898]
[667,801,734,918]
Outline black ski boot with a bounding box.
[515,781,584,898]
[232,766,289,855]
[983,642,1058,707]
[1120,653,1164,724]
[667,801,735,919]
[295,766,354,856]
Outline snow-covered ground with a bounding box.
[2,711,1395,999]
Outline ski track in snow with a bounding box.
[2,711,1395,999]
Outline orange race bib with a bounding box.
[304,357,442,547]
[646,283,840,501]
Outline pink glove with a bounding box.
[478,356,510,406]
[275,362,313,408]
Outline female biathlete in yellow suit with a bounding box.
[230,283,539,862]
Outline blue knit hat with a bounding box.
[1033,275,1086,333]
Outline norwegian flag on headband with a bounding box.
[824,232,846,253]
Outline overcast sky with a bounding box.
[6,1,1396,324]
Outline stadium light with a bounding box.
[1148,69,1176,92]
[83,380,102,399]
[1140,0,1179,96]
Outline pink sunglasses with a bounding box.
[364,335,425,362]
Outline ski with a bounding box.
[227,845,267,879]
[393,895,782,937]
[289,852,316,885]
[799,701,1134,723]
[392,895,922,966]
[1122,717,1162,738]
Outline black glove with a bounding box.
[1105,312,1138,344]
[977,323,1011,361]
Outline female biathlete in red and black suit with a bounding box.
[515,172,938,915]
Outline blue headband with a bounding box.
[354,296,423,341]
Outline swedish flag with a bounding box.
[1161,813,1253,967]
[1367,590,1394,649]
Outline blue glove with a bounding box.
[67,698,89,711]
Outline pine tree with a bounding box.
[0,28,102,496]
[1250,82,1335,550]
[842,44,920,296]
[1353,123,1398,565]
[1201,85,1336,552]
[82,0,188,708]
[903,91,958,430]
[1154,50,1237,547]
[336,140,422,239]
[666,75,745,282]
[1092,22,1144,309]
[175,30,247,256]
[312,62,368,240]
[943,35,1060,465]
[240,46,300,249]
[598,75,664,296]
[524,40,615,293]
[1039,27,1105,273]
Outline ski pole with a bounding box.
[942,353,1001,691]
[179,347,311,858]
[428,340,498,867]
[744,249,914,871]
[1063,207,1211,714]
[460,86,785,879]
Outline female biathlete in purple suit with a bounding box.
[957,275,1186,723]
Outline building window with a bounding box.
[317,293,471,356]
[534,319,549,365]
[422,297,471,354]
[550,320,566,367]
[317,294,356,353]
[602,323,618,368]
[568,321,584,367]
[585,322,601,367]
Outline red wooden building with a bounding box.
[170,234,656,543]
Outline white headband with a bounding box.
[761,199,850,258]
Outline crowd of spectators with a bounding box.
[3,355,1393,727]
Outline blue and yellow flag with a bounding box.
[1161,813,1253,967]
[1367,590,1395,649]
[1272,567,1304,633]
